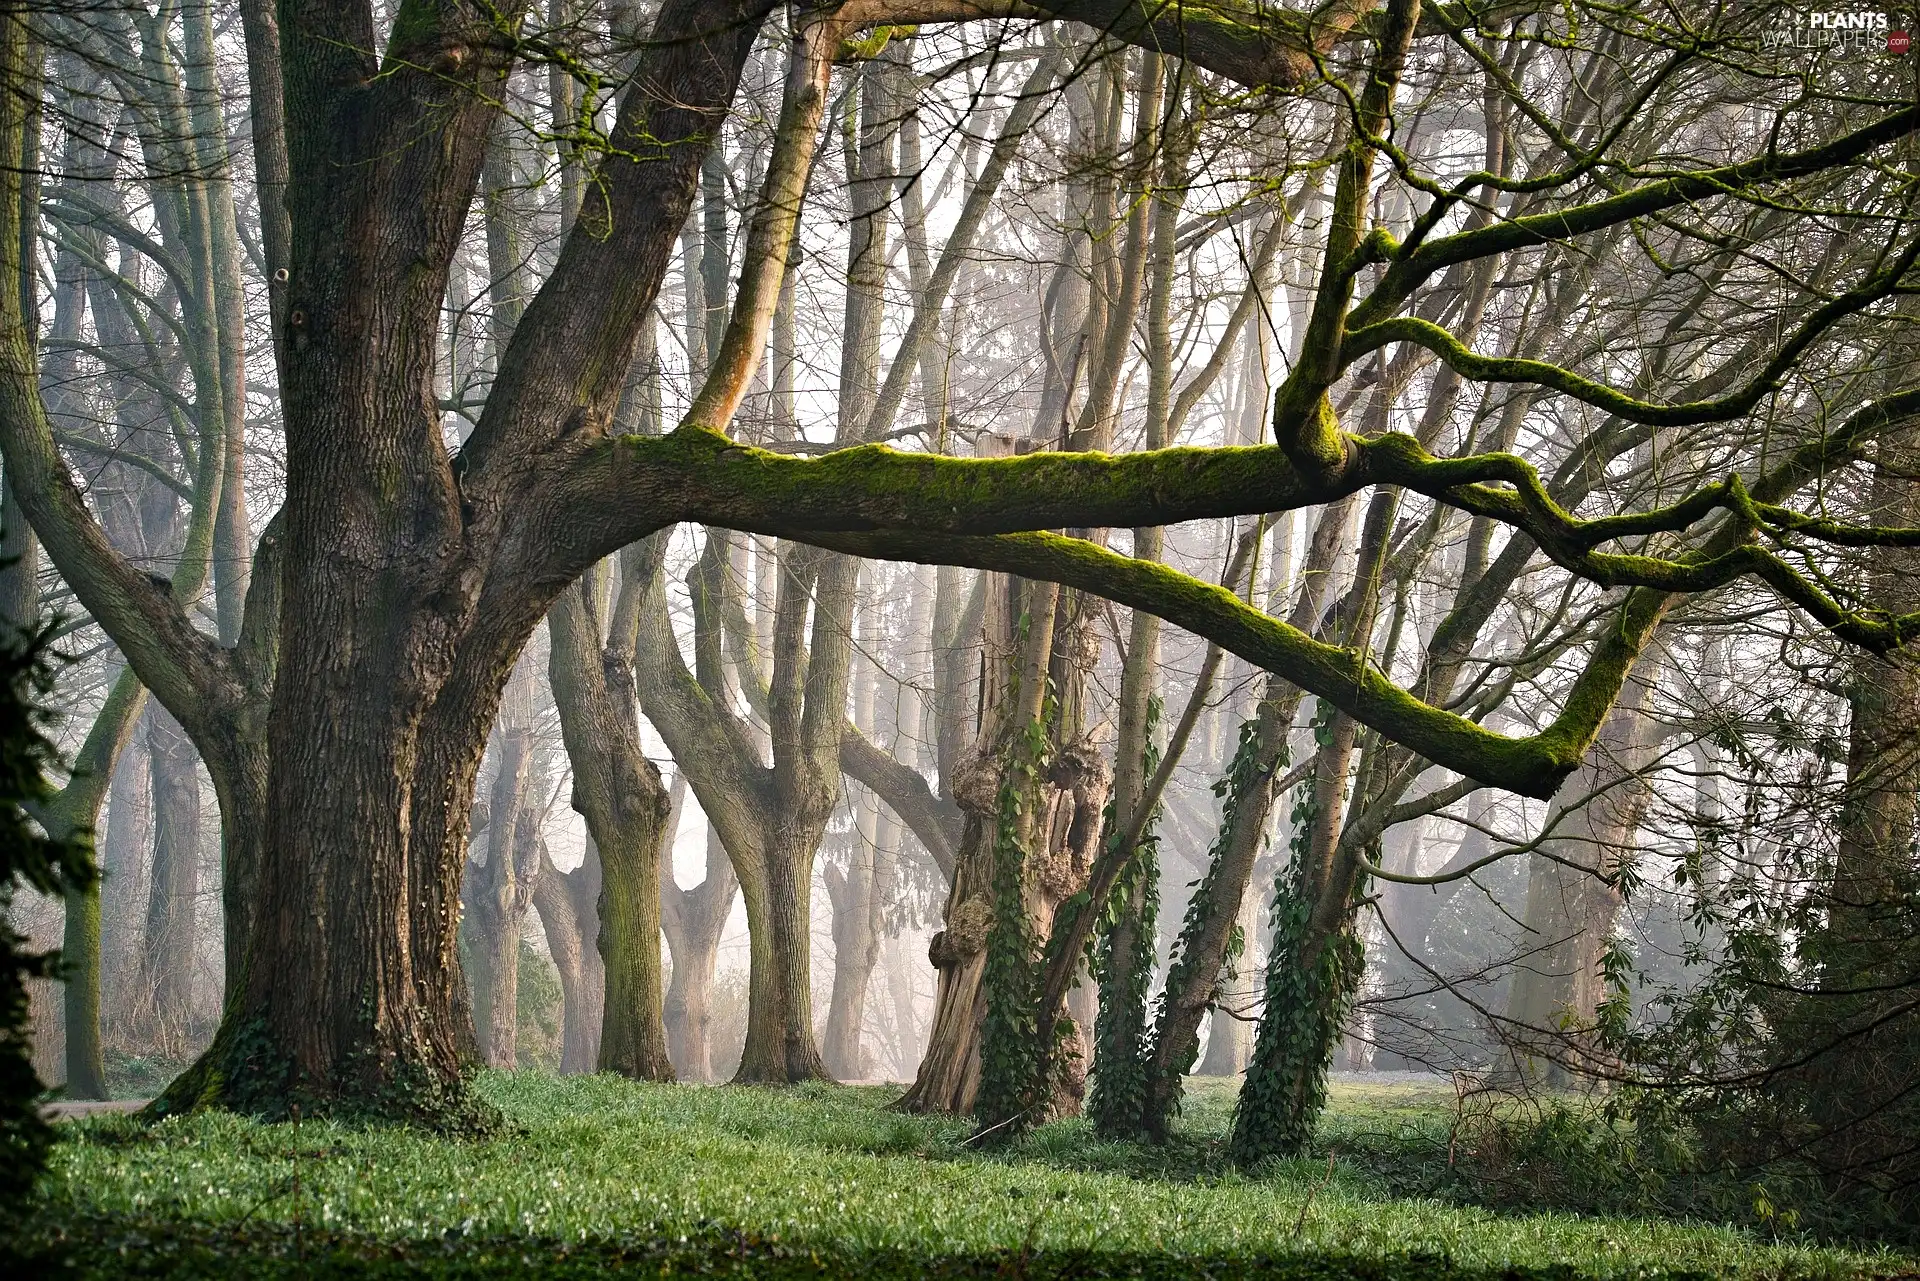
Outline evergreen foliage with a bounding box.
[0,618,93,1210]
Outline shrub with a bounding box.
[0,619,93,1212]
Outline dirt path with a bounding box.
[43,1099,148,1120]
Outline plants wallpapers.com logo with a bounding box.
[1762,10,1912,55]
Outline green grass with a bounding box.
[10,1072,1913,1278]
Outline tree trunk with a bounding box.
[734,818,831,1083]
[51,668,149,1099]
[823,611,898,1078]
[1231,478,1398,1165]
[897,812,993,1112]
[138,705,201,1056]
[1503,673,1660,1085]
[1141,497,1358,1138]
[906,558,1108,1121]
[465,658,538,1069]
[550,575,673,1080]
[662,819,737,1081]
[531,840,603,1074]
[99,718,150,1042]
[14,0,780,1123]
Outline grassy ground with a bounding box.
[10,1072,1914,1279]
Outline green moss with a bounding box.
[620,425,1322,536]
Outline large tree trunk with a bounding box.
[128,0,773,1122]
[901,562,1107,1119]
[899,810,995,1112]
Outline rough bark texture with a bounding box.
[900,557,1108,1117]
[131,0,775,1121]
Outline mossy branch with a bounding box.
[779,526,1581,798]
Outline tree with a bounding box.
[3,0,1919,1130]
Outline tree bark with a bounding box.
[549,576,674,1080]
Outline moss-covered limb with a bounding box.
[585,421,1668,565]
[1343,236,1915,427]
[619,423,1328,535]
[794,525,1575,798]
[1348,102,1920,330]
[592,422,1920,662]
[834,0,1538,95]
[1754,503,1920,546]
[1357,427,1920,647]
